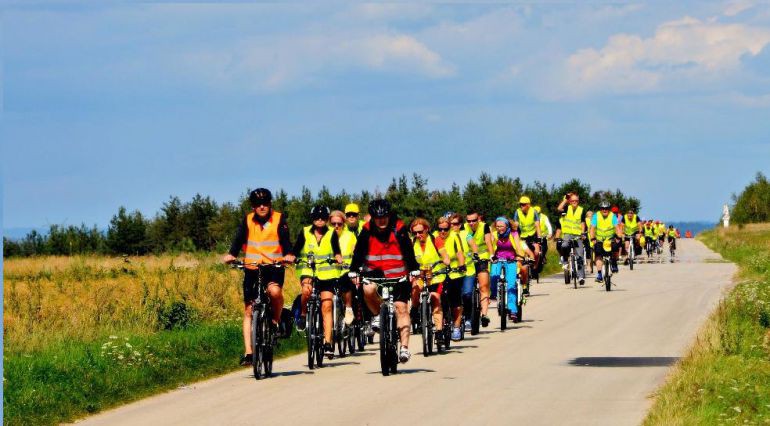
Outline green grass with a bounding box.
[2,322,306,426]
[644,224,770,425]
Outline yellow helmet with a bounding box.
[344,203,360,214]
[519,196,531,204]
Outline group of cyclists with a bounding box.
[224,187,680,374]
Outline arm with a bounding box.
[467,233,479,254]
[330,231,343,264]
[455,235,465,268]
[226,216,248,260]
[349,228,370,272]
[557,194,569,212]
[544,216,553,238]
[291,230,305,258]
[484,225,495,255]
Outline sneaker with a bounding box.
[323,342,334,359]
[523,286,530,296]
[562,263,568,271]
[508,313,518,322]
[365,322,376,337]
[595,272,603,283]
[399,347,411,363]
[623,258,630,265]
[464,319,472,330]
[370,316,381,333]
[239,354,253,367]
[579,278,585,286]
[296,316,306,332]
[451,327,462,341]
[611,264,619,274]
[481,315,490,327]
[344,307,354,325]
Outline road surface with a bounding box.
[77,239,735,426]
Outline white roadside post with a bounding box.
[722,204,730,228]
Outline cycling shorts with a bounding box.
[523,235,541,250]
[243,267,285,303]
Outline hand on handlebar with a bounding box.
[222,254,237,264]
[283,254,296,264]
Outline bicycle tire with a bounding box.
[252,305,263,380]
[604,261,611,292]
[314,303,324,368]
[471,287,480,335]
[356,324,366,351]
[572,254,578,289]
[629,244,635,270]
[442,293,452,350]
[306,303,316,370]
[516,279,524,323]
[499,281,507,331]
[564,267,570,284]
[389,312,398,374]
[379,304,390,376]
[263,303,274,378]
[421,296,430,356]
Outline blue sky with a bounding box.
[3,1,770,229]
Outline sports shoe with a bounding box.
[239,354,253,367]
[370,315,381,333]
[451,327,462,341]
[296,316,306,332]
[464,319,472,330]
[523,286,530,296]
[579,279,585,286]
[562,263,568,271]
[399,347,411,363]
[365,321,376,337]
[324,342,334,359]
[623,258,630,265]
[595,272,603,283]
[344,307,354,325]
[481,315,490,327]
[508,313,518,322]
[611,264,619,274]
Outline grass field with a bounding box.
[2,254,303,426]
[645,224,770,425]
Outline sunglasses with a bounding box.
[331,222,344,227]
[345,213,359,217]
[450,222,461,226]
[569,199,579,203]
[254,202,270,208]
[413,229,426,235]
[467,219,478,223]
[438,227,450,232]
[312,216,328,221]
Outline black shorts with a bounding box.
[367,279,411,303]
[243,267,285,303]
[443,277,463,308]
[523,235,540,249]
[300,277,338,293]
[337,274,355,293]
[593,240,619,257]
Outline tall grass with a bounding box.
[2,254,303,425]
[645,224,770,425]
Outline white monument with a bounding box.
[722,204,730,228]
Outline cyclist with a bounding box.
[349,199,419,363]
[589,201,622,282]
[622,209,642,264]
[533,206,553,272]
[465,210,495,326]
[344,203,365,236]
[330,210,356,325]
[223,188,295,367]
[643,220,656,251]
[449,214,478,332]
[410,218,450,338]
[435,216,466,341]
[656,221,666,248]
[557,192,587,285]
[491,217,532,322]
[293,205,344,358]
[667,225,678,252]
[512,196,541,285]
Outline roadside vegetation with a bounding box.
[645,224,770,425]
[2,254,304,426]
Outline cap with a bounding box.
[533,205,541,213]
[519,196,531,204]
[344,203,360,214]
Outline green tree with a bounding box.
[106,207,150,255]
[732,172,770,224]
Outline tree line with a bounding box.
[3,172,642,257]
[731,172,770,225]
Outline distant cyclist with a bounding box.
[349,199,419,363]
[330,210,356,325]
[533,206,553,270]
[667,225,678,252]
[622,209,642,264]
[449,213,478,332]
[512,196,541,283]
[589,201,622,282]
[557,192,587,285]
[410,218,449,337]
[223,188,295,367]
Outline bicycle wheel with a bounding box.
[499,281,507,331]
[629,244,635,270]
[564,267,570,284]
[306,303,316,370]
[572,255,578,289]
[441,294,452,350]
[516,280,524,323]
[389,313,398,374]
[314,304,324,368]
[263,304,274,378]
[379,305,391,376]
[252,305,263,380]
[356,323,366,351]
[604,261,611,292]
[470,287,480,335]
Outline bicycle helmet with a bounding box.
[598,201,611,209]
[249,188,272,207]
[310,205,330,220]
[519,196,531,204]
[368,199,391,218]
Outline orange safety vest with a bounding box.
[243,210,284,268]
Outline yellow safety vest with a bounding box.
[595,213,616,241]
[442,232,465,280]
[539,213,549,235]
[336,228,357,278]
[458,229,476,276]
[465,222,491,260]
[623,214,639,235]
[562,206,584,236]
[668,229,677,238]
[413,237,446,284]
[515,208,537,238]
[644,225,655,237]
[299,225,337,280]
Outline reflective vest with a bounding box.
[337,228,357,278]
[515,208,537,238]
[466,222,491,260]
[365,230,407,278]
[644,225,655,237]
[299,225,337,280]
[440,232,465,280]
[657,224,666,236]
[243,211,283,268]
[562,206,584,236]
[539,213,549,236]
[413,236,446,284]
[458,229,476,276]
[623,214,639,235]
[595,213,616,241]
[668,229,677,238]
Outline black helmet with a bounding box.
[310,205,330,220]
[598,200,611,209]
[249,188,272,207]
[368,199,391,218]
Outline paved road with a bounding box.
[77,239,735,426]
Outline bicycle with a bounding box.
[415,262,443,356]
[598,239,614,292]
[296,255,337,370]
[355,273,411,376]
[491,258,518,331]
[230,260,285,380]
[468,256,485,336]
[624,235,635,271]
[669,237,676,261]
[517,256,533,318]
[561,238,583,289]
[331,267,353,358]
[431,266,463,350]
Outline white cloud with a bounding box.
[724,0,757,17]
[554,16,770,98]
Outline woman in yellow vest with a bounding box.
[410,218,450,336]
[449,213,477,331]
[464,210,494,327]
[435,216,466,341]
[292,205,343,359]
[330,210,356,326]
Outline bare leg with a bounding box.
[320,291,333,344]
[242,303,252,354]
[478,271,490,316]
[395,301,410,348]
